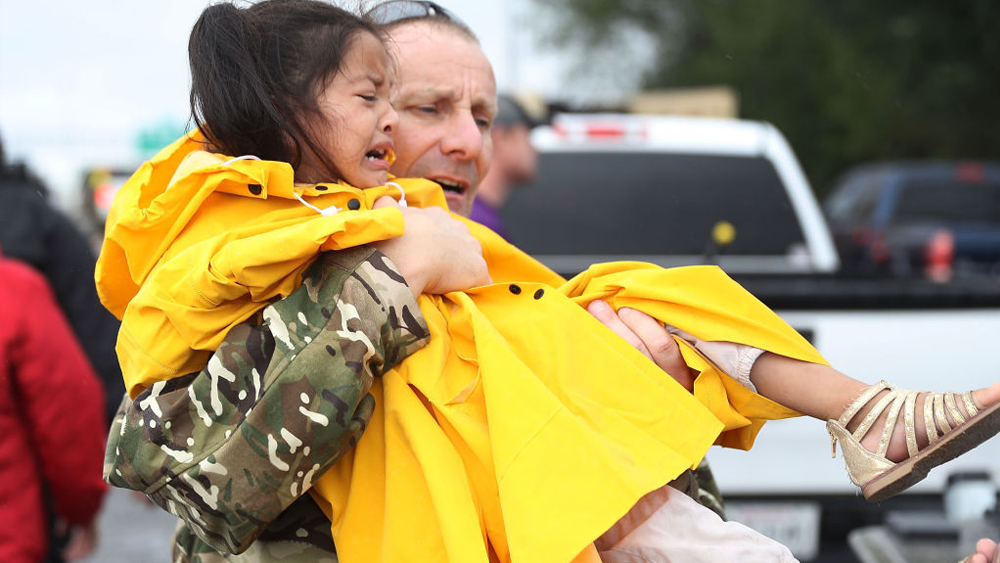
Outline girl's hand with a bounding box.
[372,196,491,297]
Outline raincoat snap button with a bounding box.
[509,284,522,295]
[248,184,262,195]
[315,185,328,191]
[533,289,544,300]
[347,198,361,210]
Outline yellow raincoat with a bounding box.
[97,131,825,563]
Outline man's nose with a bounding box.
[440,113,483,160]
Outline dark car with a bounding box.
[823,161,1000,280]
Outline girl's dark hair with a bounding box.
[188,0,381,179]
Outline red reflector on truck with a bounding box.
[586,126,627,138]
[552,122,648,141]
[955,162,985,183]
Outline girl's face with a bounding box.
[304,32,398,188]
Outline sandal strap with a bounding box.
[839,380,890,427]
[852,388,899,456]
[874,390,910,458]
[933,393,953,435]
[945,393,967,426]
[924,393,939,443]
[903,391,920,457]
[961,391,979,418]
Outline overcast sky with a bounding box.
[1,0,625,208]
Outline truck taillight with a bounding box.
[93,182,119,212]
[925,228,955,283]
[870,238,890,264]
[955,162,985,183]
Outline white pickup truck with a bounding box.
[502,113,1000,561]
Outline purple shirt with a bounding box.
[469,198,508,240]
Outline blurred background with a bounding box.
[3,0,997,218]
[534,0,1000,194]
[2,1,998,562]
[0,0,568,220]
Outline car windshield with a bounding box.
[502,151,806,256]
[894,180,1000,225]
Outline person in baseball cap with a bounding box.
[468,93,548,239]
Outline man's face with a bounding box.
[388,22,497,216]
[493,123,538,186]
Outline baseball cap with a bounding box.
[495,93,548,130]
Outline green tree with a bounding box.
[534,0,1000,196]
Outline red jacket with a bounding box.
[0,256,107,563]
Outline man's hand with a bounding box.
[372,197,491,297]
[961,538,999,563]
[587,300,695,392]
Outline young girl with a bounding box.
[96,2,1000,562]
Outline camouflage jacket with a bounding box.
[104,247,429,561]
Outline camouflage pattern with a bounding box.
[105,245,729,563]
[692,459,727,520]
[664,459,727,523]
[171,494,339,563]
[104,247,429,559]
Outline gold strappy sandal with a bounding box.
[827,381,1000,502]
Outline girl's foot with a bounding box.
[828,381,1000,502]
[853,383,1000,462]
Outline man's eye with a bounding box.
[415,105,437,115]
[360,94,376,102]
[475,118,492,129]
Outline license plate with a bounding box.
[725,501,821,560]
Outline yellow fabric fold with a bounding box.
[313,263,819,563]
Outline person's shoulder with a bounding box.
[0,255,44,283]
[0,178,47,205]
[0,255,56,298]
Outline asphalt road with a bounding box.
[82,487,177,563]
[77,485,995,563]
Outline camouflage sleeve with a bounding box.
[103,247,429,554]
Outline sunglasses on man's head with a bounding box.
[365,0,459,25]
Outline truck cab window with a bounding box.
[503,152,806,258]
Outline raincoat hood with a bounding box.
[95,131,452,394]
[97,130,438,321]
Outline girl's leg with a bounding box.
[749,353,1000,462]
[593,303,1000,499]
